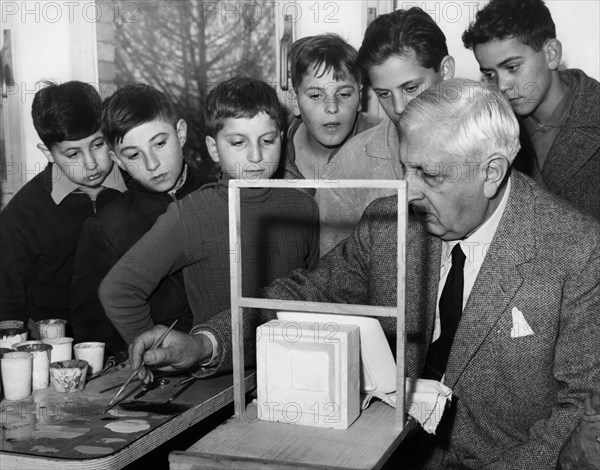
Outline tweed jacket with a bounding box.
[517,69,600,220]
[193,171,600,469]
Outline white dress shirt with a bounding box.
[432,177,512,342]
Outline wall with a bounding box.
[1,0,99,204]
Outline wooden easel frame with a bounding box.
[229,179,408,430]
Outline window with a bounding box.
[97,0,277,184]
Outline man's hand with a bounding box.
[128,326,212,383]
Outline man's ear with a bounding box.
[291,88,301,117]
[37,143,55,163]
[482,154,509,199]
[109,150,126,170]
[205,136,219,163]
[440,55,456,80]
[543,39,562,71]
[176,119,188,147]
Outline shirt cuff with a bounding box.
[191,327,221,368]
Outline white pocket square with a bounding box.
[510,307,534,338]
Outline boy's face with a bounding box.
[39,130,113,188]
[292,64,361,149]
[369,51,452,127]
[110,119,187,193]
[205,112,281,181]
[474,37,557,118]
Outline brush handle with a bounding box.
[107,319,179,407]
[165,379,195,404]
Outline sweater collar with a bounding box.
[126,163,197,199]
[217,173,273,203]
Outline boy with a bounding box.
[281,34,380,185]
[70,84,202,356]
[463,0,600,219]
[0,81,126,330]
[99,77,319,345]
[316,8,454,254]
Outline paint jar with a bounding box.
[15,343,52,390]
[0,348,13,398]
[0,328,28,349]
[1,351,33,400]
[43,337,73,363]
[36,319,67,341]
[0,320,24,330]
[12,340,44,350]
[74,342,105,377]
[50,359,88,392]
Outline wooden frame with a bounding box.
[228,179,408,430]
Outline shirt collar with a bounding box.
[442,176,512,262]
[168,164,188,197]
[50,163,127,205]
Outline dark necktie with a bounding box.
[423,243,466,381]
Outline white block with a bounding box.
[256,320,360,429]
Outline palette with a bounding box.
[0,365,256,470]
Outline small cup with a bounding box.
[0,328,28,349]
[49,359,88,392]
[74,342,105,377]
[36,319,67,341]
[0,348,14,398]
[43,337,73,363]
[1,351,33,400]
[15,343,52,390]
[0,320,24,330]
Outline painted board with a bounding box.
[0,366,255,470]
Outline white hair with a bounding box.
[399,78,521,163]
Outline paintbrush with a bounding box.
[102,319,178,414]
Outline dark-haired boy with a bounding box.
[99,77,319,346]
[0,81,126,330]
[316,8,454,254]
[281,34,380,186]
[71,84,201,356]
[463,0,600,219]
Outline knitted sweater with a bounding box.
[99,175,319,343]
[0,163,124,324]
[70,166,201,355]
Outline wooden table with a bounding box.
[170,401,416,470]
[0,366,255,470]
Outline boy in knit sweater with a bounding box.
[99,77,319,349]
[0,81,126,332]
[71,84,201,357]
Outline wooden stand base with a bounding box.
[170,401,415,470]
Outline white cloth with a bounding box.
[362,378,453,434]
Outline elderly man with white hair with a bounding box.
[127,79,600,470]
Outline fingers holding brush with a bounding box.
[128,325,207,382]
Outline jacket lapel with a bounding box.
[444,172,536,387]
